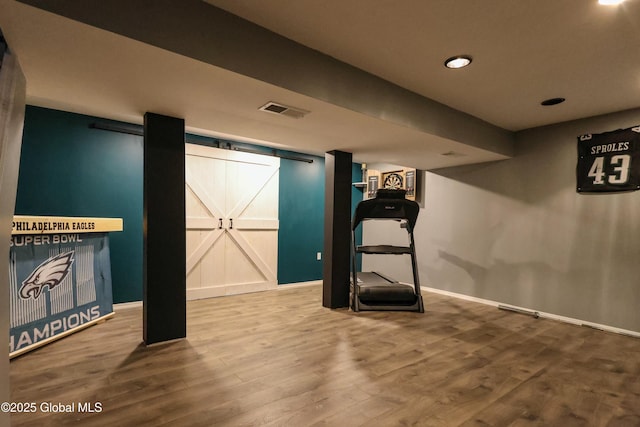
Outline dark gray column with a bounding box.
[323,150,352,309]
[143,112,186,345]
[0,36,26,427]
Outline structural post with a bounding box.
[143,112,186,345]
[0,36,26,427]
[323,150,352,308]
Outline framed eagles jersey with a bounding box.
[576,125,640,193]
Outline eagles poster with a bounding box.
[577,125,640,193]
[9,232,114,356]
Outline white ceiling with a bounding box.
[206,0,640,131]
[1,0,639,170]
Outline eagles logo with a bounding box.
[19,251,74,300]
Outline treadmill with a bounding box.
[351,188,424,312]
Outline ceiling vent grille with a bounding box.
[259,102,309,119]
[440,151,466,157]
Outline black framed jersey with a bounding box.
[577,125,640,193]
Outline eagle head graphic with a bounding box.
[19,251,74,300]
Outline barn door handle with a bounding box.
[229,218,233,229]
[218,218,223,229]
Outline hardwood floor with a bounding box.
[9,285,640,426]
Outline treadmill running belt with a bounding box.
[357,283,418,305]
[354,271,418,305]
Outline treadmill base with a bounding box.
[351,272,424,313]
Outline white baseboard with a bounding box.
[113,301,142,311]
[116,283,638,338]
[277,280,322,289]
[422,286,640,338]
[115,281,321,309]
[187,281,277,300]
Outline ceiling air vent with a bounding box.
[259,102,309,119]
[440,151,466,157]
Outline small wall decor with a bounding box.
[577,125,640,193]
[366,168,417,200]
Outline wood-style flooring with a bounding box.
[9,285,640,426]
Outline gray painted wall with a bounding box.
[363,108,640,332]
[0,49,26,427]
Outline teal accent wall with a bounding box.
[16,106,362,300]
[277,154,325,283]
[15,106,143,303]
[277,157,363,283]
[352,164,364,272]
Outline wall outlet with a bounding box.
[316,252,322,260]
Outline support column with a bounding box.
[0,38,26,427]
[323,150,352,308]
[143,113,186,345]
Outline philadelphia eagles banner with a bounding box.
[577,125,640,193]
[9,232,114,356]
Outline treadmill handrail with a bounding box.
[352,196,419,231]
[356,245,412,254]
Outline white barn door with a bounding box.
[185,144,279,300]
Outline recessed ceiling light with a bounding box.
[541,97,566,106]
[444,55,472,69]
[598,0,625,5]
